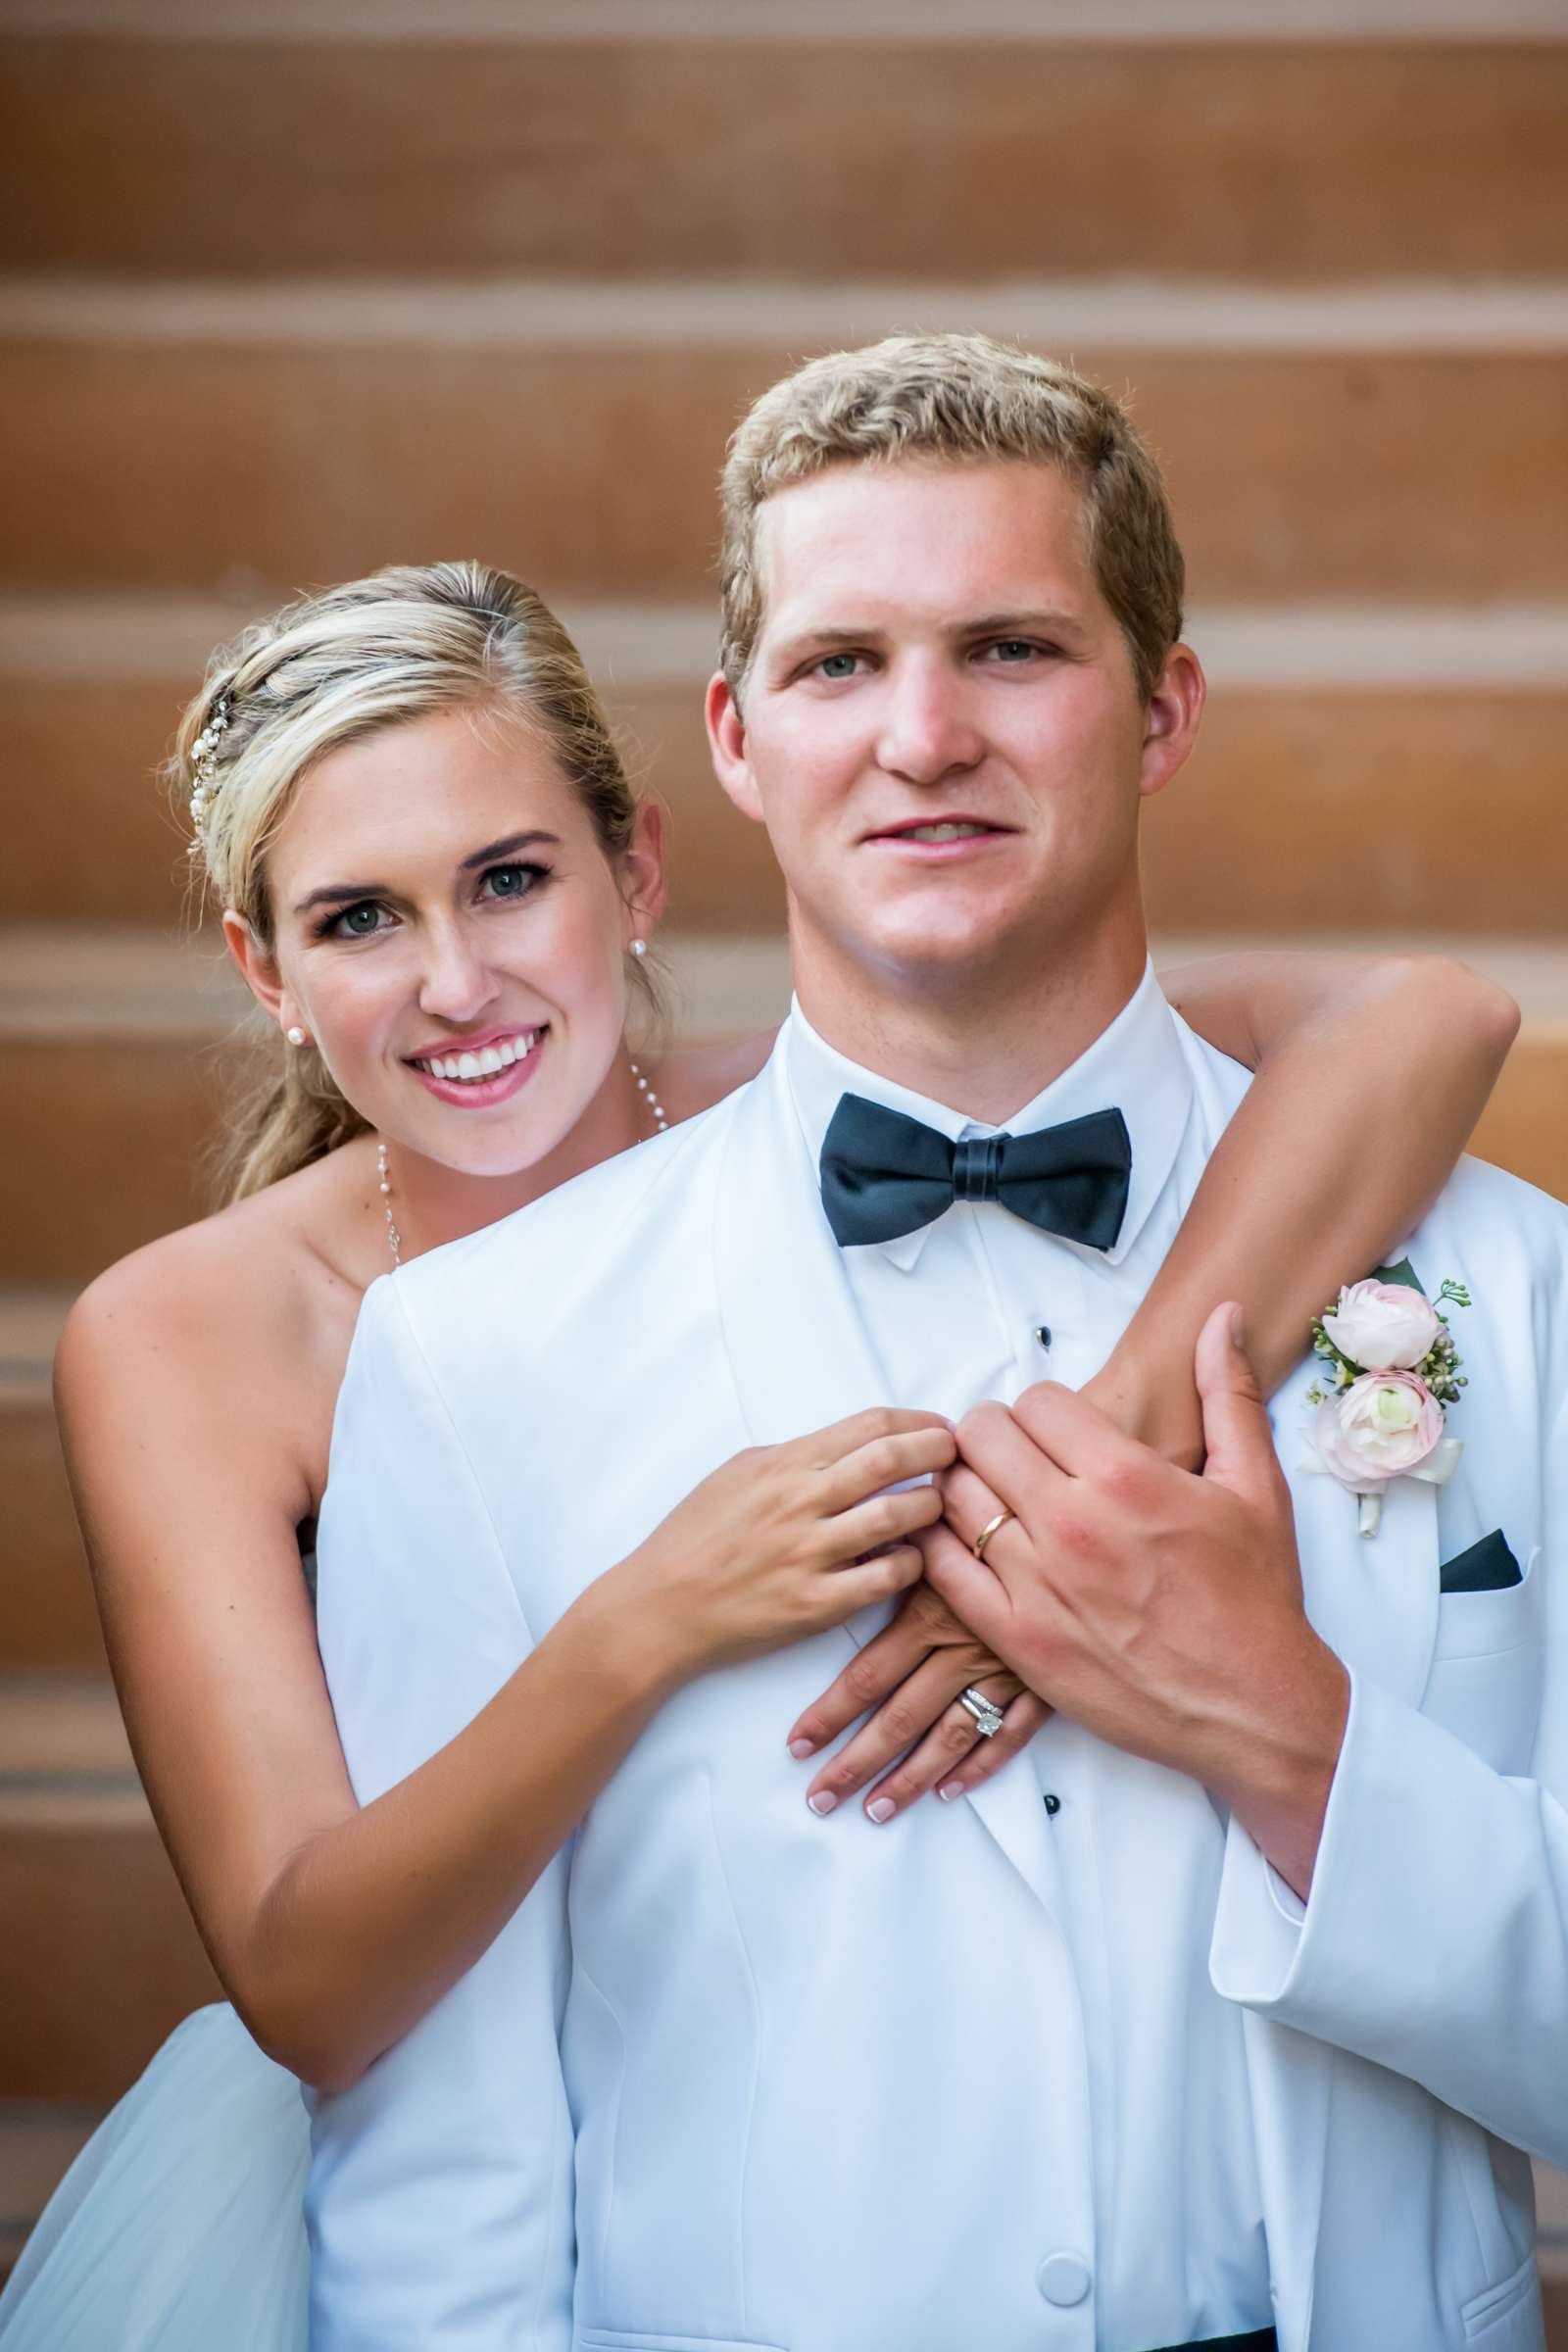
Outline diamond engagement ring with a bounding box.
[958,1686,1005,1739]
[971,1506,1015,1563]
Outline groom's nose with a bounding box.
[874,656,984,787]
[416,919,502,1024]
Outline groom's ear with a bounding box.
[1137,642,1206,806]
[706,670,766,825]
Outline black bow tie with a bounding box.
[819,1092,1132,1252]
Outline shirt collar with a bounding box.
[785,959,1196,1272]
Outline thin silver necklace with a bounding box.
[375,1054,669,1269]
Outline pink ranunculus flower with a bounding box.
[1320,1278,1443,1372]
[1313,1370,1446,1494]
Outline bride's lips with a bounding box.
[405,1023,549,1110]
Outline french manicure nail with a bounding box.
[866,1797,896,1824]
[937,1781,964,1801]
[788,1738,815,1760]
[808,1790,838,1817]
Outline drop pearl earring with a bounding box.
[629,937,648,959]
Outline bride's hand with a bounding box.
[782,1573,1051,1823]
[611,1409,956,1686]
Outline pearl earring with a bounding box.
[629,937,648,959]
[285,1026,307,1047]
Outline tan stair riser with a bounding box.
[1466,1033,1568,1209]
[4,344,1567,602]
[5,673,1567,937]
[0,1400,102,1673]
[2,674,196,927]
[0,1820,220,2104]
[0,1023,1564,1288]
[0,1036,235,1288]
[3,40,1567,280]
[0,2103,102,2286]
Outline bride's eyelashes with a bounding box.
[311,860,556,943]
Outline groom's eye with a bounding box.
[814,652,863,681]
[984,639,1043,663]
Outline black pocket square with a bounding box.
[1439,1530,1523,1594]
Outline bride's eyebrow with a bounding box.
[292,831,564,916]
[459,829,561,871]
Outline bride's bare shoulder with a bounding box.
[55,1140,378,1419]
[656,1030,777,1122]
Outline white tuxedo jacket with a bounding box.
[309,1012,1568,2352]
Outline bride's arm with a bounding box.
[1091,949,1518,1464]
[55,1242,951,2093]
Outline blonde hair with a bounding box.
[718,332,1185,703]
[173,561,648,1202]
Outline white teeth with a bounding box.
[414,1029,540,1083]
[899,821,992,843]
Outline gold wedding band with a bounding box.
[971,1506,1015,1563]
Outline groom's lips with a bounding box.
[862,814,1014,858]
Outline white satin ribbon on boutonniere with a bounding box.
[1299,1429,1464,1538]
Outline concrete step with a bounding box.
[0,1674,220,2104]
[3,594,1566,935]
[3,31,1566,281]
[0,926,1565,1293]
[4,278,1568,602]
[0,1290,101,1674]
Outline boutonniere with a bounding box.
[1303,1260,1472,1538]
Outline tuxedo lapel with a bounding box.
[1274,1358,1443,1709]
[712,1045,1056,1911]
[1236,1360,1444,2349]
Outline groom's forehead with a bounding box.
[753,455,1097,635]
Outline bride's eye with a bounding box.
[481,860,548,902]
[320,900,390,940]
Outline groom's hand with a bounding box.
[923,1302,1349,1899]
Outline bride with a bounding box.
[0,560,1516,2347]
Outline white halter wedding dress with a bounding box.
[0,2003,310,2348]
[0,1536,322,2347]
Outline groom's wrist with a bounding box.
[1212,1636,1350,1902]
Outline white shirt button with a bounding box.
[1036,2251,1092,2306]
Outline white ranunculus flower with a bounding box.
[1320,1278,1443,1372]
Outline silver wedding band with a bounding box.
[958,1686,1005,1740]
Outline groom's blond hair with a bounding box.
[718,332,1185,705]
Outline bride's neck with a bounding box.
[380,1055,649,1261]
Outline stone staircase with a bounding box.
[2,0,1566,2307]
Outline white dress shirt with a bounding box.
[786,965,1273,2350]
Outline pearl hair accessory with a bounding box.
[188,697,230,835]
[374,1055,668,1269]
[285,1026,307,1047]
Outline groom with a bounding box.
[311,336,1567,2351]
